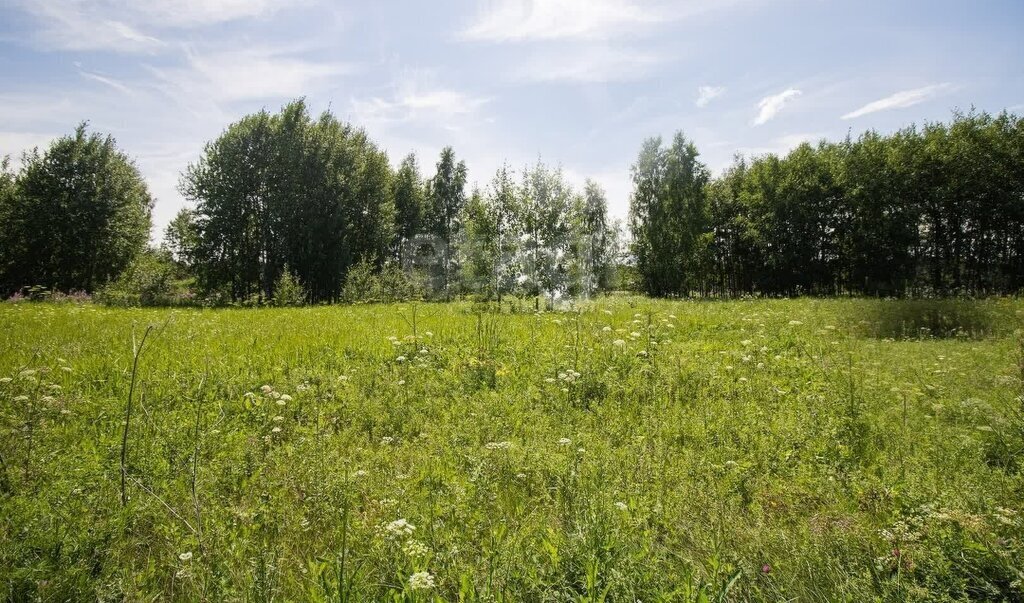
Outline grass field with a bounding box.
[1,297,1023,601]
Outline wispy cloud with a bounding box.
[753,88,801,126]
[79,71,134,95]
[736,132,825,159]
[841,83,954,120]
[696,85,725,108]
[149,47,353,105]
[460,0,659,42]
[21,1,164,54]
[13,0,304,53]
[351,87,489,125]
[514,47,663,83]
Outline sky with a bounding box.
[1,0,1023,240]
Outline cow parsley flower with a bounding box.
[178,551,193,561]
[385,518,416,537]
[408,571,435,590]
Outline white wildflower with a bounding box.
[408,571,435,590]
[385,518,416,537]
[178,551,193,561]
[485,441,512,450]
[614,501,628,512]
[558,437,572,446]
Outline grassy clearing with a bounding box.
[1,297,1022,601]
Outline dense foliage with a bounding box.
[177,102,616,305]
[631,111,1024,297]
[0,125,153,294]
[1,298,1022,600]
[179,100,395,304]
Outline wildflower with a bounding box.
[279,394,293,402]
[558,437,572,446]
[260,384,273,394]
[0,377,11,384]
[788,320,803,326]
[424,331,433,337]
[762,563,772,574]
[396,356,407,363]
[602,326,612,332]
[408,571,435,591]
[353,469,368,478]
[271,426,282,433]
[614,501,628,511]
[273,415,284,422]
[13,395,28,402]
[612,339,626,347]
[178,551,193,561]
[385,518,416,537]
[485,441,512,450]
[403,539,429,558]
[381,436,395,445]
[544,377,556,383]
[630,331,641,338]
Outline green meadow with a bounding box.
[1,297,1022,601]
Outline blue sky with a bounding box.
[1,0,1022,238]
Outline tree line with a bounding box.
[1,102,1021,303]
[631,110,1024,297]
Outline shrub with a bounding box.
[95,249,177,306]
[272,267,307,306]
[343,260,424,303]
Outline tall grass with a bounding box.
[0,298,1021,601]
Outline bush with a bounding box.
[272,267,307,306]
[95,249,178,306]
[343,260,424,303]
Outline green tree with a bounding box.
[426,146,467,299]
[0,124,152,293]
[459,186,498,297]
[629,132,710,296]
[181,100,395,303]
[393,153,425,261]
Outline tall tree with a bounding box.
[426,146,467,299]
[0,124,152,293]
[393,153,425,261]
[629,132,710,296]
[181,100,395,303]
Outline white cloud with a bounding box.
[695,85,725,108]
[460,0,659,42]
[132,0,299,27]
[514,47,662,82]
[350,78,489,125]
[22,1,164,53]
[80,71,134,95]
[1,132,60,163]
[13,0,302,53]
[735,132,824,159]
[752,88,801,126]
[150,47,353,105]
[841,83,954,120]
